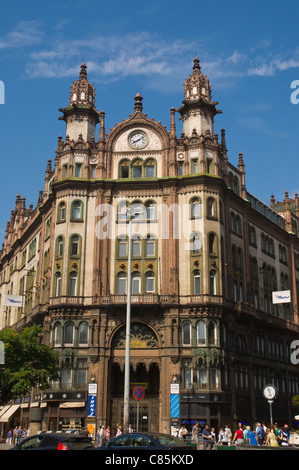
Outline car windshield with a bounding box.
[64,437,94,450]
[153,434,186,445]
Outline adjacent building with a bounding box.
[1,58,299,437]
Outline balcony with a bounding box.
[180,383,222,393]
[48,294,227,308]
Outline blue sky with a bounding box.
[1,0,299,243]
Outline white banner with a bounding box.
[4,295,23,307]
[272,290,291,304]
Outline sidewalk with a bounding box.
[0,442,12,450]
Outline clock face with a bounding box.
[129,131,147,148]
[263,384,277,400]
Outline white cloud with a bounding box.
[0,21,43,49]
[3,21,299,92]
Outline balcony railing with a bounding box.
[50,382,88,391]
[49,294,226,307]
[181,383,222,392]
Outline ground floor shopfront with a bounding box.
[0,384,298,440]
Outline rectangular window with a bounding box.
[191,159,198,173]
[145,275,155,293]
[62,165,68,178]
[118,275,127,295]
[121,166,129,178]
[133,166,142,178]
[132,276,141,295]
[118,239,127,257]
[194,274,201,295]
[77,368,87,385]
[75,164,82,177]
[69,274,77,296]
[206,159,213,173]
[146,165,155,177]
[132,239,141,257]
[56,276,61,297]
[146,239,155,257]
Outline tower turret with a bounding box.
[59,62,100,142]
[178,57,222,138]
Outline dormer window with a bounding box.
[72,93,77,101]
[80,92,85,100]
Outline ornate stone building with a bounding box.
[1,58,299,436]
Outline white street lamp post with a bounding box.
[123,208,133,433]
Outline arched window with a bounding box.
[209,270,216,295]
[132,159,143,178]
[132,236,141,257]
[70,235,80,256]
[144,159,156,177]
[56,236,64,258]
[208,233,217,254]
[131,272,141,294]
[55,272,62,297]
[54,322,62,346]
[145,272,155,293]
[197,320,206,345]
[207,197,217,218]
[69,272,77,296]
[61,360,72,386]
[208,321,217,345]
[64,321,74,345]
[190,198,202,219]
[57,202,66,222]
[191,233,201,253]
[145,201,156,220]
[71,200,83,220]
[131,201,144,220]
[145,235,155,257]
[118,236,127,257]
[117,272,127,295]
[120,159,130,178]
[182,321,191,346]
[118,199,128,221]
[193,269,201,295]
[78,321,88,345]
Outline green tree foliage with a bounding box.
[0,325,59,405]
[292,395,299,407]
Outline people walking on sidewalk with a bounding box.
[232,422,244,445]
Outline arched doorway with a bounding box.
[109,322,160,433]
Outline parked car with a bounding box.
[10,431,95,450]
[97,432,190,450]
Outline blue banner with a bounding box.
[87,394,97,417]
[170,394,180,418]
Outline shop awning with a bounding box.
[0,405,11,420]
[0,404,20,422]
[59,402,85,408]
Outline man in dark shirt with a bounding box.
[202,424,215,450]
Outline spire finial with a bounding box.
[80,62,87,79]
[134,92,143,112]
[193,56,201,71]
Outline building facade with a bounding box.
[1,58,299,437]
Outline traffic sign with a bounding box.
[133,386,145,401]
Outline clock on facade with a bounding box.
[263,384,277,400]
[129,130,147,148]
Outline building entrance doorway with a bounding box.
[110,362,160,433]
